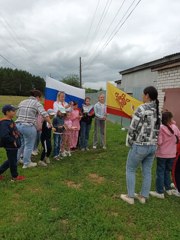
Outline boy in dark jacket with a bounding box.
[0,105,25,181]
[39,109,55,166]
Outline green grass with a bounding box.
[0,96,180,240]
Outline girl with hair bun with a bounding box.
[121,86,160,204]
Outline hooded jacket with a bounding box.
[156,124,180,158]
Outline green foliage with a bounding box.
[61,74,80,88]
[0,96,180,240]
[0,67,45,96]
[85,88,99,93]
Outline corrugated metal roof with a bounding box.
[120,52,180,75]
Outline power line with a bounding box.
[85,0,142,68]
[84,0,101,49]
[85,0,127,66]
[85,0,113,56]
[0,53,17,68]
[103,0,142,48]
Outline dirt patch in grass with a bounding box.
[88,173,105,184]
[64,180,82,189]
[117,235,124,240]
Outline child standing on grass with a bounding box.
[150,111,180,199]
[61,112,73,157]
[70,102,81,150]
[53,108,66,160]
[0,105,25,181]
[93,93,107,149]
[39,109,55,167]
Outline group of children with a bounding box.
[0,93,107,181]
[0,89,179,202]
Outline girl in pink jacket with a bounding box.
[150,111,180,199]
[70,102,82,149]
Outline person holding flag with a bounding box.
[80,97,94,151]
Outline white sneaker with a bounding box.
[171,189,180,197]
[102,146,106,150]
[54,156,60,161]
[66,151,71,157]
[85,147,90,151]
[166,190,173,195]
[149,191,165,199]
[38,161,47,167]
[170,183,175,189]
[81,148,85,151]
[61,152,67,157]
[45,157,50,164]
[120,194,134,204]
[134,193,146,204]
[32,150,38,156]
[22,162,37,169]
[93,146,97,149]
[18,159,23,165]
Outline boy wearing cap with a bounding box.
[52,108,66,160]
[0,105,25,181]
[39,109,56,167]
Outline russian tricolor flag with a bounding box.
[44,76,85,110]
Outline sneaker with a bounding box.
[149,191,165,199]
[32,150,38,156]
[171,189,180,197]
[93,146,97,149]
[0,175,4,180]
[18,159,24,165]
[81,148,85,151]
[120,194,134,204]
[11,175,25,182]
[134,193,146,204]
[170,183,176,189]
[45,157,50,164]
[38,161,47,167]
[22,162,37,169]
[61,152,67,157]
[166,190,173,195]
[85,147,90,151]
[66,151,71,157]
[54,156,60,161]
[102,146,106,150]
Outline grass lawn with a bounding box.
[0,96,180,240]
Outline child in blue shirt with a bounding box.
[53,108,66,160]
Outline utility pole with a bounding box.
[79,57,82,88]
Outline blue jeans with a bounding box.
[126,144,156,198]
[16,124,37,166]
[34,131,41,151]
[53,134,61,156]
[80,121,91,149]
[156,157,175,194]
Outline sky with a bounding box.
[0,0,180,89]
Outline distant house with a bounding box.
[116,53,180,128]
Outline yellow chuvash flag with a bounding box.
[106,82,142,119]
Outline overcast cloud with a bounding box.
[0,0,180,89]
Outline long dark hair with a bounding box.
[143,86,160,127]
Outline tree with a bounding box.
[61,74,80,88]
[0,67,45,96]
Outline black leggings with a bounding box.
[40,138,52,160]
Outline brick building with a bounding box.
[116,53,180,127]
